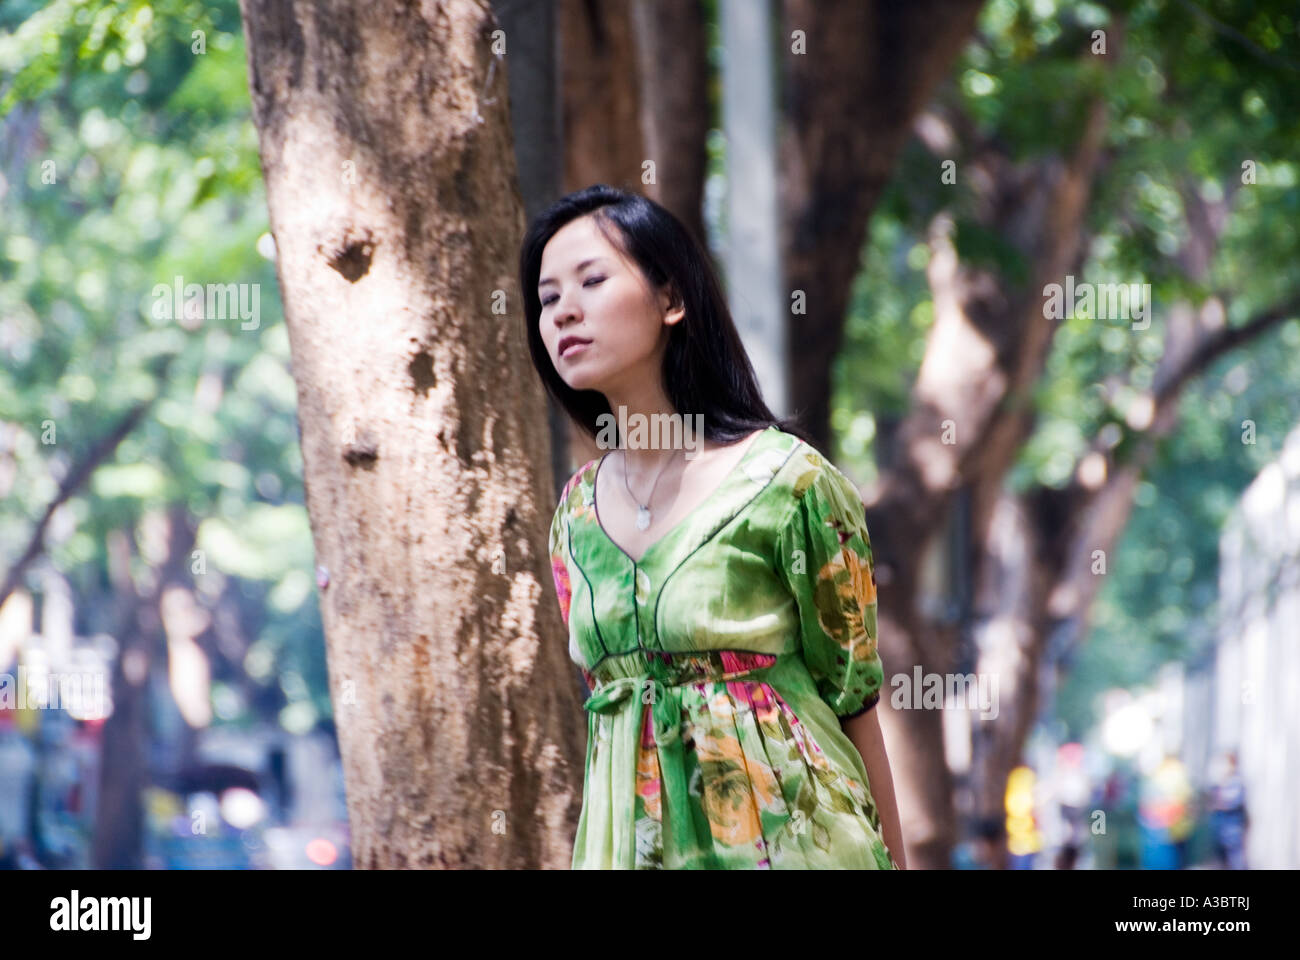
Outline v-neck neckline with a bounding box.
[591,425,777,566]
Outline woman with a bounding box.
[521,183,906,870]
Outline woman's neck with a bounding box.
[601,398,715,474]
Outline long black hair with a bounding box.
[519,183,810,447]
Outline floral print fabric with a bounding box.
[548,426,897,869]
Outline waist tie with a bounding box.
[580,654,776,869]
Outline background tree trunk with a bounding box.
[559,0,646,197]
[770,0,985,869]
[492,0,572,503]
[92,505,194,868]
[629,0,710,246]
[91,525,150,869]
[779,0,985,452]
[239,0,585,868]
[554,0,712,472]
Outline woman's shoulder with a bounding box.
[764,431,866,517]
[552,452,604,523]
[764,431,829,490]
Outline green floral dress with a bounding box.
[548,425,898,870]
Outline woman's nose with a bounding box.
[552,293,580,326]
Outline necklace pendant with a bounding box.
[635,505,652,531]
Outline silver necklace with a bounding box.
[622,447,680,530]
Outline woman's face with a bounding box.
[537,214,681,395]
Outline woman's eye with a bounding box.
[540,277,602,306]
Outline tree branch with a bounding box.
[1154,293,1300,407]
[1036,291,1300,667]
[0,399,155,610]
[1176,0,1300,72]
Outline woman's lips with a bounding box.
[559,338,591,358]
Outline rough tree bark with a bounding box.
[239,0,585,868]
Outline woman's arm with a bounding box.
[843,707,907,869]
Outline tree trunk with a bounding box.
[559,0,646,196]
[92,505,195,868]
[555,0,647,474]
[490,0,574,502]
[239,0,585,868]
[554,0,712,473]
[780,0,985,452]
[629,0,710,245]
[92,528,146,868]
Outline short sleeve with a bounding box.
[548,503,572,629]
[774,455,883,720]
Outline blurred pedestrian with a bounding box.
[1051,743,1089,870]
[1206,750,1248,869]
[1139,754,1193,869]
[1005,765,1042,869]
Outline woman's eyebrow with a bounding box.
[539,257,607,287]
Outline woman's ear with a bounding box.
[660,284,685,327]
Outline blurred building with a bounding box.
[1211,420,1300,869]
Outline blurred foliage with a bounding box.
[831,0,1300,739]
[1,0,331,730]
